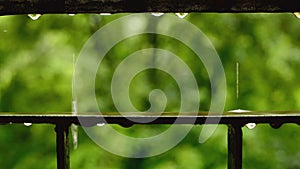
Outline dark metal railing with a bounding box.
[1,0,300,15]
[1,0,299,168]
[1,111,300,169]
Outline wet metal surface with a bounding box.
[1,111,300,169]
[0,111,300,126]
[55,124,70,169]
[1,0,300,15]
[228,124,243,169]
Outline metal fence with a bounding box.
[1,111,300,169]
[1,1,300,169]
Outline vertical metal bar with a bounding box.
[55,124,70,169]
[228,124,243,169]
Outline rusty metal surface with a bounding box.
[0,111,300,126]
[0,0,300,15]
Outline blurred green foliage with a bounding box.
[0,13,300,169]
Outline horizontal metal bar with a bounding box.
[0,0,300,16]
[0,111,300,126]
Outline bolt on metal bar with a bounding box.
[228,124,243,169]
[55,124,70,169]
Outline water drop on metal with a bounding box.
[228,109,250,113]
[151,13,164,17]
[71,123,78,149]
[96,123,105,127]
[245,123,256,130]
[294,12,300,19]
[100,13,111,16]
[28,14,42,20]
[175,13,188,18]
[24,123,32,127]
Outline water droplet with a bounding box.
[71,100,78,149]
[71,124,78,149]
[3,30,7,33]
[294,12,300,19]
[245,123,256,129]
[24,123,32,127]
[151,13,164,17]
[28,14,42,20]
[96,123,105,127]
[228,109,250,113]
[175,13,188,18]
[236,62,239,100]
[68,14,76,16]
[72,100,77,115]
[100,13,111,16]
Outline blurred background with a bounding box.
[0,13,300,169]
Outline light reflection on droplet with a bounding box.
[71,124,78,150]
[96,123,105,127]
[68,14,76,16]
[151,13,164,17]
[28,14,42,20]
[71,100,78,149]
[72,101,77,115]
[24,123,32,127]
[175,13,188,18]
[294,12,300,19]
[3,30,7,33]
[228,109,250,113]
[245,123,256,129]
[100,13,111,16]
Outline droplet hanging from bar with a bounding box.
[28,14,41,20]
[231,62,257,130]
[175,13,188,18]
[294,12,300,19]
